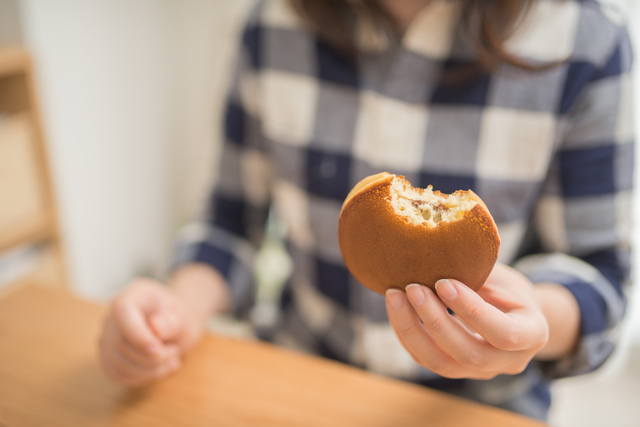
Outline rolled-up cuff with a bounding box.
[513,252,625,378]
[173,222,258,316]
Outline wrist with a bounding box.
[169,263,231,332]
[532,282,581,361]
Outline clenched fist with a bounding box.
[98,278,205,387]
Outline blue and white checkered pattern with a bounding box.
[174,0,634,420]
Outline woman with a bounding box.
[98,0,634,420]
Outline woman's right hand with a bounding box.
[98,278,204,387]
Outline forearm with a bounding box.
[533,282,581,360]
[168,262,231,328]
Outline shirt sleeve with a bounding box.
[173,3,272,316]
[513,25,634,379]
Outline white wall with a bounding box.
[18,0,252,299]
[163,0,253,225]
[19,0,171,299]
[0,0,22,43]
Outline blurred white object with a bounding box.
[18,0,252,299]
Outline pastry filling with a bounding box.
[389,177,477,227]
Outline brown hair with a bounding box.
[288,0,549,71]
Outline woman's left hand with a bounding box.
[385,263,549,380]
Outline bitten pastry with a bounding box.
[338,172,500,295]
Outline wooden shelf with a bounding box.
[0,46,68,293]
[0,47,29,78]
[0,211,55,254]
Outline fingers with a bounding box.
[387,275,549,379]
[99,280,188,387]
[385,289,441,357]
[386,289,493,379]
[111,280,185,355]
[100,313,182,387]
[112,294,164,355]
[149,310,182,342]
[108,316,179,367]
[100,332,181,387]
[434,279,546,352]
[405,284,523,374]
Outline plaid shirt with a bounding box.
[175,0,634,420]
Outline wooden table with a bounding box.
[0,286,546,426]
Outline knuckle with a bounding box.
[459,349,486,371]
[423,315,446,335]
[498,327,525,350]
[397,321,420,338]
[463,301,484,323]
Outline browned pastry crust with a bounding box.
[338,173,500,295]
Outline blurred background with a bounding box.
[0,0,639,425]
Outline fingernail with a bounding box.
[386,289,404,310]
[435,279,457,301]
[405,284,426,306]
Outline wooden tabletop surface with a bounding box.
[0,286,546,427]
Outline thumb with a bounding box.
[149,309,183,342]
